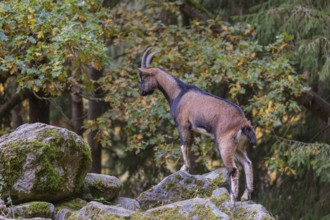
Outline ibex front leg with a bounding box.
[178,126,194,174]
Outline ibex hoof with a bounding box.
[241,190,251,201]
[180,165,190,173]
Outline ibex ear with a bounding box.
[138,67,157,75]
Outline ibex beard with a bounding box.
[138,47,256,203]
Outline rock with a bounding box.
[212,187,230,197]
[221,201,274,220]
[114,197,140,211]
[137,170,213,209]
[0,199,7,215]
[6,201,55,219]
[143,198,230,220]
[0,123,92,204]
[55,198,87,220]
[203,168,228,188]
[55,208,74,220]
[55,198,87,211]
[210,187,230,207]
[80,173,122,202]
[68,201,136,219]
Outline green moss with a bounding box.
[233,208,258,220]
[67,206,128,220]
[210,193,230,207]
[0,141,29,200]
[144,207,185,220]
[207,175,227,190]
[187,204,221,220]
[34,141,65,193]
[142,204,220,220]
[175,174,183,181]
[55,198,87,212]
[39,128,91,192]
[26,201,53,218]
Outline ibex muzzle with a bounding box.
[138,47,256,203]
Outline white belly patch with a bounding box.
[192,127,214,139]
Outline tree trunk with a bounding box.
[88,67,104,173]
[10,80,23,128]
[29,92,50,124]
[71,85,84,136]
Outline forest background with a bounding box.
[0,0,329,219]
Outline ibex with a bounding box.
[138,47,256,202]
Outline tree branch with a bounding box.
[0,89,31,119]
[296,90,330,124]
[179,0,222,34]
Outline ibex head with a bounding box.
[138,47,159,96]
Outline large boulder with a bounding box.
[0,123,92,204]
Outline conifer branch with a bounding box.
[179,0,330,124]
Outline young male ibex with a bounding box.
[138,47,256,202]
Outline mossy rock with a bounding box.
[67,201,135,220]
[219,201,275,220]
[55,198,88,212]
[114,197,140,211]
[142,198,230,220]
[202,168,229,190]
[137,171,213,210]
[80,173,122,202]
[0,123,92,204]
[6,201,55,219]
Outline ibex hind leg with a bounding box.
[236,149,253,201]
[218,136,239,203]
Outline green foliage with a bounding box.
[1,0,330,218]
[240,0,330,85]
[267,137,330,181]
[0,0,114,95]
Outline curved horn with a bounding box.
[141,47,153,68]
[145,50,159,67]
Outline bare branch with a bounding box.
[296,90,330,124]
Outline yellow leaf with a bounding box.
[37,31,44,39]
[288,75,294,82]
[28,7,34,13]
[0,84,4,94]
[33,85,40,92]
